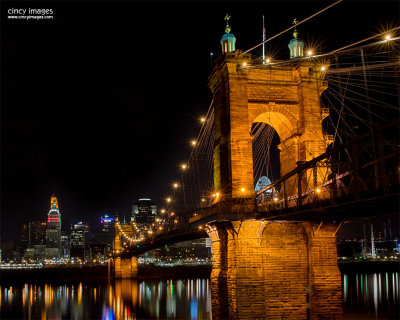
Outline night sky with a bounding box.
[1,1,399,241]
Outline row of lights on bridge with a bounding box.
[120,32,395,250]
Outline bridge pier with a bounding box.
[207,220,342,320]
[112,257,138,279]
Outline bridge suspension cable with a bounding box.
[241,0,343,55]
[247,39,399,192]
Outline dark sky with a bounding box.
[1,1,399,241]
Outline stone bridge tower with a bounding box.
[110,217,138,278]
[209,28,329,206]
[205,20,341,319]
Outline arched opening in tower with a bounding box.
[251,122,280,199]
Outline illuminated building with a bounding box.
[21,224,29,249]
[45,195,62,259]
[61,232,70,259]
[70,222,90,261]
[101,215,114,232]
[27,221,47,245]
[132,198,157,232]
[21,221,48,261]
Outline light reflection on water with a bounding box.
[0,278,211,320]
[0,272,398,319]
[343,272,399,319]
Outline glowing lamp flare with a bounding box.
[273,197,279,202]
[172,183,179,189]
[181,163,188,170]
[265,58,271,63]
[191,140,197,146]
[307,50,313,56]
[316,188,321,194]
[241,188,246,192]
[166,197,172,203]
[321,66,326,71]
[385,34,391,41]
[242,62,247,67]
[200,117,206,123]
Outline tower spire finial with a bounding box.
[292,19,298,38]
[224,14,231,33]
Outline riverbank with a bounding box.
[338,260,400,273]
[1,261,398,285]
[0,264,212,285]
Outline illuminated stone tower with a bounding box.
[45,195,62,259]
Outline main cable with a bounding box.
[241,0,343,55]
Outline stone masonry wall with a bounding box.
[210,220,342,320]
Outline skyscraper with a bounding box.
[70,222,90,261]
[101,215,114,232]
[28,221,47,245]
[132,198,157,232]
[45,195,62,259]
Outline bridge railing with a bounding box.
[256,119,399,212]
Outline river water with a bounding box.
[0,272,398,319]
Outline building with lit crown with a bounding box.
[45,195,62,259]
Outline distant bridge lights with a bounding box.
[166,197,172,203]
[172,182,179,189]
[160,209,166,214]
[181,163,188,170]
[273,196,279,202]
[316,188,321,194]
[200,117,206,123]
[191,140,197,146]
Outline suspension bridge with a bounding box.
[108,4,399,318]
